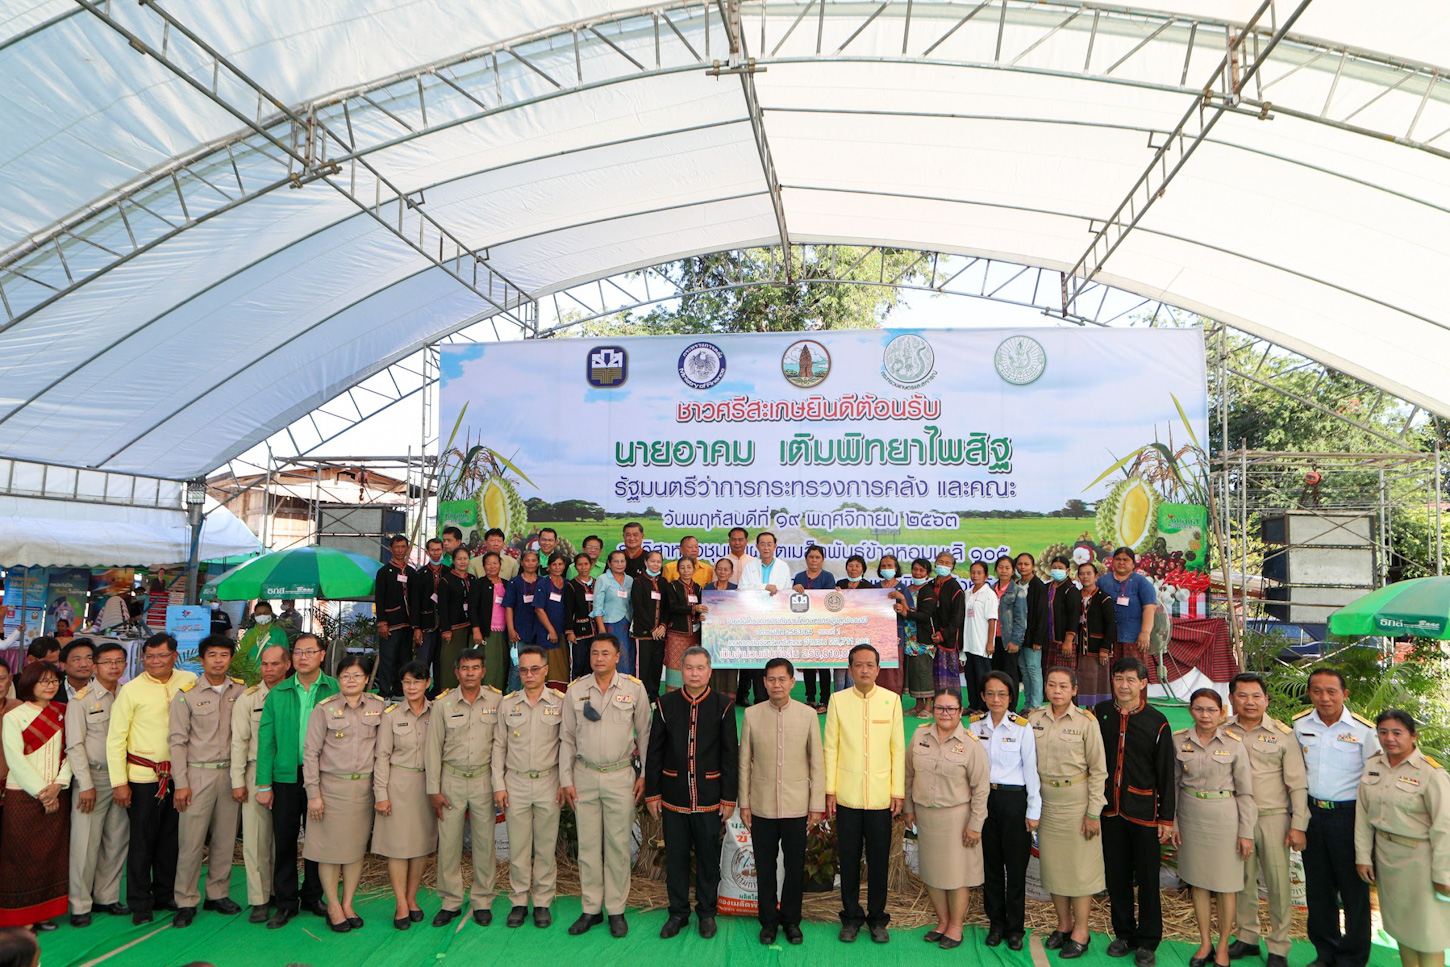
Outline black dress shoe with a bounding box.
[98,902,130,916]
[870,924,890,943]
[472,909,491,926]
[347,916,364,929]
[985,926,1004,947]
[534,907,551,928]
[433,908,461,928]
[394,916,411,930]
[265,908,295,930]
[1061,939,1092,959]
[569,912,603,935]
[924,930,944,943]
[329,918,351,933]
[1266,956,1288,967]
[249,905,269,924]
[1045,931,1068,950]
[784,924,803,944]
[506,905,528,928]
[1108,939,1134,958]
[608,914,628,938]
[1136,949,1158,967]
[660,915,688,939]
[1228,942,1262,961]
[204,897,242,915]
[172,907,196,929]
[409,908,424,922]
[699,916,717,939]
[840,923,861,942]
[31,921,56,932]
[133,910,155,926]
[1008,933,1025,951]
[939,936,963,950]
[303,899,329,918]
[760,926,778,944]
[70,913,92,928]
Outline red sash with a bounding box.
[20,701,62,755]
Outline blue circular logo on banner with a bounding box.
[678,342,726,389]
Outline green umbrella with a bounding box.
[1327,576,1450,638]
[201,545,382,602]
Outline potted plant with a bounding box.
[803,819,838,892]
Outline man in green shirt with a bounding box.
[254,634,338,928]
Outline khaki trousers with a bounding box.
[1237,811,1294,956]
[574,767,635,915]
[68,772,129,914]
[505,787,561,907]
[241,765,274,906]
[436,768,496,912]
[174,765,241,908]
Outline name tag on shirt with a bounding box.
[687,595,697,604]
[616,590,627,599]
[430,593,438,603]
[585,593,595,601]
[650,591,661,600]
[1212,749,1234,758]
[1117,596,1129,605]
[550,593,562,602]
[398,574,408,583]
[523,594,535,605]
[966,606,975,618]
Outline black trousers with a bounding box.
[990,644,1021,710]
[736,669,765,706]
[570,633,592,681]
[125,781,179,915]
[271,771,321,911]
[982,785,1030,936]
[377,627,412,696]
[802,669,826,705]
[662,810,722,918]
[963,653,993,711]
[416,629,442,696]
[635,636,664,704]
[836,805,891,927]
[1304,802,1371,967]
[752,816,806,928]
[1101,815,1163,950]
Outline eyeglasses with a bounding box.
[934,706,963,714]
[338,673,368,681]
[293,649,323,658]
[518,664,547,674]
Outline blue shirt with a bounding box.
[504,574,544,642]
[532,576,568,647]
[590,572,634,624]
[1098,571,1157,642]
[792,570,837,590]
[1293,707,1381,802]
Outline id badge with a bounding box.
[650,591,661,601]
[585,593,595,602]
[1117,596,1130,606]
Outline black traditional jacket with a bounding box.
[645,686,739,812]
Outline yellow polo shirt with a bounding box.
[107,669,198,785]
[824,684,905,810]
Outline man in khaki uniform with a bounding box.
[492,643,565,929]
[230,644,291,923]
[561,633,651,938]
[738,656,825,946]
[1225,672,1308,967]
[66,641,131,927]
[426,646,503,927]
[169,634,246,927]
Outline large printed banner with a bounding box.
[701,589,899,669]
[439,328,1210,582]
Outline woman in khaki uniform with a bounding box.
[1029,666,1108,958]
[1354,708,1450,967]
[304,655,386,932]
[902,686,990,950]
[1172,688,1257,967]
[373,660,435,930]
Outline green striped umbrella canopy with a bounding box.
[201,546,381,602]
[1327,577,1450,639]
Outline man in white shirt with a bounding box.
[735,532,792,706]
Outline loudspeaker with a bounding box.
[315,504,407,564]
[1261,511,1375,624]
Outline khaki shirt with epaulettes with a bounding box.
[1028,703,1109,818]
[374,698,431,802]
[492,687,564,798]
[1353,748,1450,873]
[229,681,271,789]
[903,722,990,818]
[424,686,502,795]
[169,677,246,775]
[559,672,651,787]
[1224,713,1310,832]
[303,692,386,799]
[65,683,119,792]
[1174,726,1259,838]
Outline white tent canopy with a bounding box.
[1,0,1447,479]
[0,495,261,567]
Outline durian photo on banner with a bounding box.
[436,327,1210,600]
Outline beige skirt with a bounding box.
[1375,833,1450,951]
[1176,793,1244,893]
[303,772,375,864]
[1038,779,1105,897]
[916,802,983,890]
[370,767,436,859]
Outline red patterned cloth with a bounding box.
[1156,617,1236,684]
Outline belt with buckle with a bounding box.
[1310,798,1355,810]
[1045,773,1086,788]
[1257,806,1288,816]
[1188,790,1232,800]
[1376,828,1428,848]
[523,770,552,779]
[194,761,231,770]
[445,763,488,779]
[393,765,425,773]
[990,783,1026,791]
[324,771,373,781]
[577,757,633,773]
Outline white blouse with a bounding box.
[2,703,72,795]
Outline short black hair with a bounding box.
[456,647,486,668]
[756,530,777,544]
[1111,656,1149,681]
[969,560,989,576]
[1015,551,1036,565]
[933,686,963,705]
[804,544,824,559]
[517,644,547,662]
[484,527,505,541]
[1044,665,1078,688]
[1229,672,1268,695]
[198,634,236,658]
[389,534,409,546]
[1376,707,1418,734]
[26,636,59,659]
[764,656,795,677]
[911,557,932,572]
[143,632,178,653]
[1188,687,1223,709]
[591,633,621,652]
[335,653,373,677]
[441,526,463,541]
[292,632,320,651]
[539,527,557,539]
[399,660,431,682]
[60,638,96,663]
[1308,667,1348,690]
[980,670,1015,694]
[1051,555,1071,568]
[582,534,604,549]
[94,642,127,662]
[425,538,443,550]
[848,643,879,665]
[1112,546,1137,562]
[728,527,749,539]
[622,521,643,534]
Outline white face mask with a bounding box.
[255,614,272,624]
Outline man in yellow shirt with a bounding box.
[661,536,713,586]
[106,633,198,925]
[823,644,904,944]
